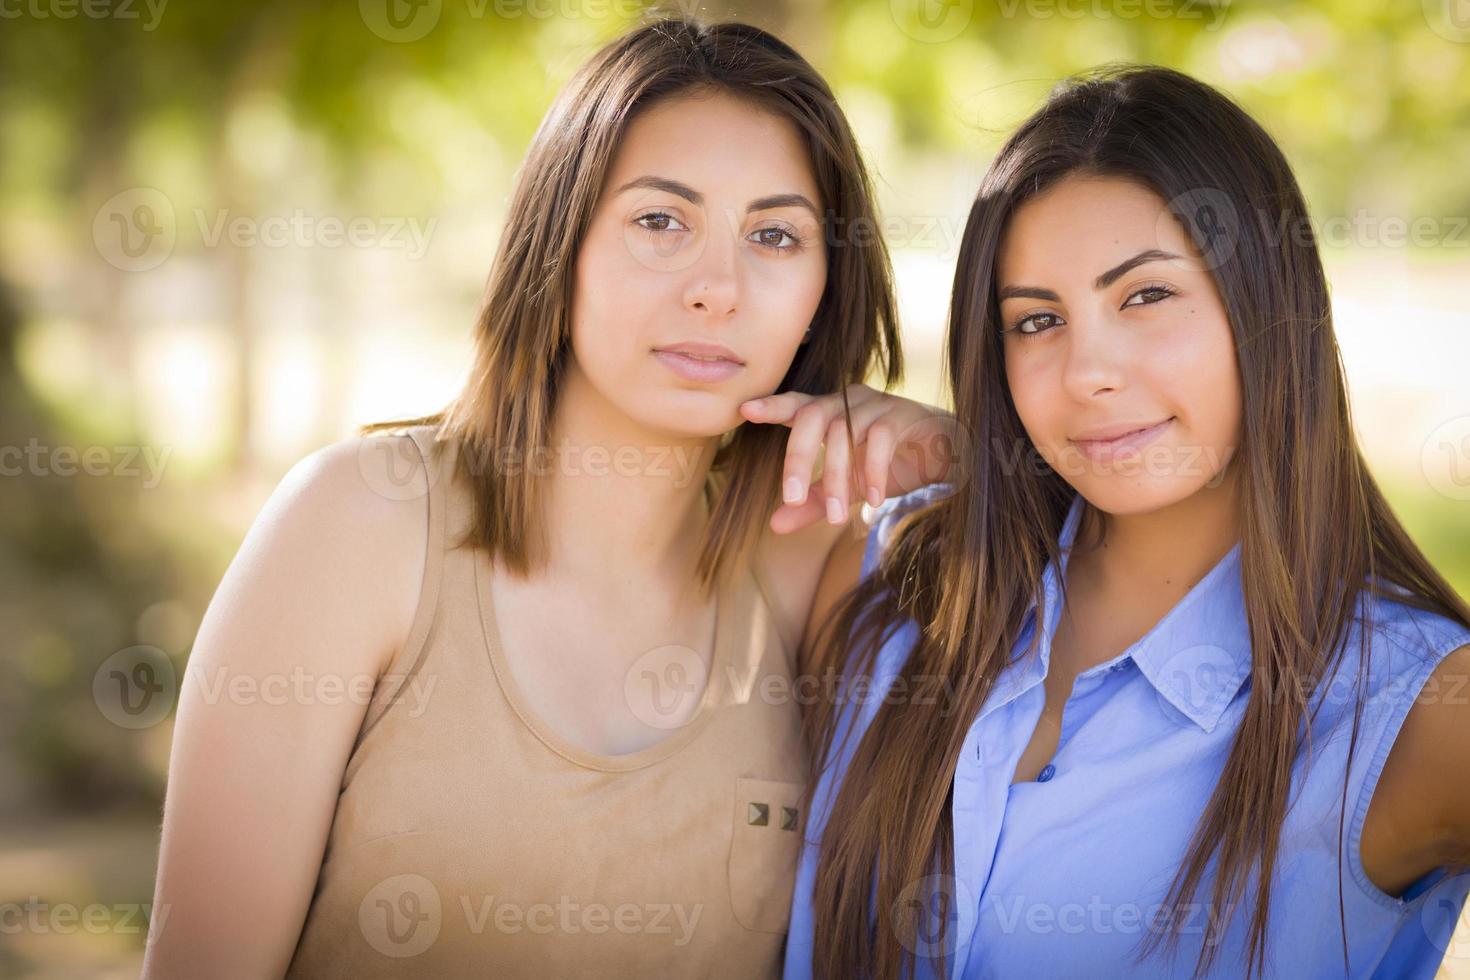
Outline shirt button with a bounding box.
[1037,764,1056,782]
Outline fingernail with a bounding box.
[784,476,804,504]
[826,497,844,524]
[745,398,764,411]
[867,487,882,507]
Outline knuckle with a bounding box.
[793,402,824,426]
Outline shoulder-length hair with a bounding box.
[365,16,901,595]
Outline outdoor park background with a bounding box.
[1,0,1468,975]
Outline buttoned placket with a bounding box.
[950,495,1168,979]
[950,561,1066,980]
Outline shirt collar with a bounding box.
[1031,494,1252,734]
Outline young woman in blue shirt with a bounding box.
[785,65,1470,980]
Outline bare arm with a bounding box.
[140,437,427,979]
[741,383,954,676]
[753,510,860,675]
[796,523,869,680]
[1361,642,1470,896]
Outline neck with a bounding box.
[1073,465,1242,606]
[536,360,722,593]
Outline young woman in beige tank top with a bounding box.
[141,16,957,980]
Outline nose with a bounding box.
[682,223,739,318]
[1059,316,1126,402]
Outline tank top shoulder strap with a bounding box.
[703,465,796,667]
[746,552,795,664]
[358,423,460,735]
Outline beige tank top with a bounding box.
[286,425,810,978]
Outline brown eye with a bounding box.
[1123,284,1176,307]
[1016,312,1062,335]
[636,211,687,234]
[751,227,798,250]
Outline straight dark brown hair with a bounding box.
[804,64,1470,980]
[364,16,901,595]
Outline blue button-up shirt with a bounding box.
[785,485,1470,979]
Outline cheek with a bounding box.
[746,253,827,356]
[1199,358,1243,447]
[1154,316,1242,444]
[762,250,827,318]
[577,218,628,290]
[1003,345,1060,445]
[571,228,659,356]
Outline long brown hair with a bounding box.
[364,16,901,594]
[805,64,1470,980]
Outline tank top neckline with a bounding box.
[469,474,745,774]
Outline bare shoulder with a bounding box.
[752,512,858,666]
[139,431,434,978]
[797,522,869,676]
[1390,643,1470,841]
[751,485,951,675]
[1362,642,1470,892]
[753,509,873,679]
[236,431,431,679]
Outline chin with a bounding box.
[1070,477,1208,518]
[632,396,742,440]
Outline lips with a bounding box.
[652,342,744,364]
[1069,417,1174,462]
[652,348,744,383]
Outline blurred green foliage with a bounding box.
[0,0,1466,818]
[0,4,1465,974]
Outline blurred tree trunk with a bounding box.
[212,30,290,476]
[79,34,140,435]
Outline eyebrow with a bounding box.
[614,176,820,217]
[996,248,1183,302]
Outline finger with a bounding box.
[862,420,898,507]
[740,391,813,426]
[840,381,883,408]
[902,411,963,488]
[821,416,853,524]
[783,400,838,506]
[743,384,878,426]
[841,395,902,446]
[768,496,827,535]
[818,396,899,506]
